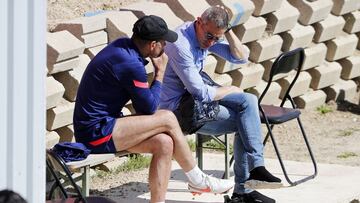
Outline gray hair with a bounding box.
[201,6,229,29]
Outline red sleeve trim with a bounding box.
[133,80,149,88]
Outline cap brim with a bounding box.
[163,30,178,43]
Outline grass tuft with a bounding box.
[114,154,151,173]
[316,105,333,115]
[337,152,357,159]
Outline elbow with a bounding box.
[137,103,158,115]
[146,104,158,115]
[190,89,212,103]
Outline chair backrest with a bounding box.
[259,48,305,106]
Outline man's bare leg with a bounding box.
[125,133,173,203]
[112,109,234,196]
[112,110,196,171]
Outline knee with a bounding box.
[156,109,179,128]
[243,93,258,107]
[151,134,174,155]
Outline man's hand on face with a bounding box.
[151,52,168,82]
[151,52,168,71]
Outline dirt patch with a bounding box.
[47,0,139,30]
[263,99,360,167]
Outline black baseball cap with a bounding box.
[132,15,178,43]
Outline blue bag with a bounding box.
[53,142,91,162]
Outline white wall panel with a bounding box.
[0,0,46,202]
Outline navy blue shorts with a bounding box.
[81,117,118,154]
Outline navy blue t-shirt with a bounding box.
[73,38,161,143]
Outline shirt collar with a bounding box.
[187,21,201,49]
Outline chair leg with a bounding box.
[224,134,230,179]
[196,133,204,170]
[82,166,90,197]
[264,119,317,186]
[296,117,318,183]
[46,160,69,199]
[263,125,275,145]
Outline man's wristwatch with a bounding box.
[225,24,232,33]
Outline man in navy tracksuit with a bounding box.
[74,15,233,203]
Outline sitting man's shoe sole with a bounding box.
[245,179,283,189]
[188,184,233,196]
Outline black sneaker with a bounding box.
[223,191,275,203]
[245,166,282,189]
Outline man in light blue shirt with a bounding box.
[160,6,281,203]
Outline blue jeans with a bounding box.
[197,92,264,194]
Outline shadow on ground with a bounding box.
[90,168,232,203]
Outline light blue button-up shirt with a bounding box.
[159,21,248,111]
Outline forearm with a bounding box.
[154,69,164,83]
[225,30,249,60]
[213,86,242,101]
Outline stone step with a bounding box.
[343,10,360,34]
[154,0,210,21]
[312,14,345,43]
[121,1,183,30]
[53,54,90,102]
[48,56,80,75]
[325,33,358,61]
[102,11,138,43]
[302,43,327,71]
[265,0,299,35]
[338,55,360,80]
[46,131,60,149]
[262,58,296,82]
[56,125,75,143]
[53,15,107,40]
[214,54,244,73]
[214,73,233,87]
[277,71,312,99]
[248,35,283,63]
[294,89,327,109]
[307,61,342,90]
[47,30,85,69]
[46,99,75,131]
[203,55,217,78]
[331,0,359,16]
[233,16,267,43]
[281,23,315,52]
[288,0,333,25]
[81,30,108,49]
[46,76,65,110]
[323,79,358,102]
[84,44,107,59]
[247,80,282,105]
[228,63,264,89]
[252,0,283,17]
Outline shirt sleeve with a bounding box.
[122,63,162,115]
[167,44,217,102]
[209,41,249,64]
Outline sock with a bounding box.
[249,166,281,182]
[185,165,205,185]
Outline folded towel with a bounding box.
[53,142,91,162]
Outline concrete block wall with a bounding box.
[46,0,360,146]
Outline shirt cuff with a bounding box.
[207,85,217,101]
[152,80,162,87]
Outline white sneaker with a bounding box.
[188,174,234,195]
